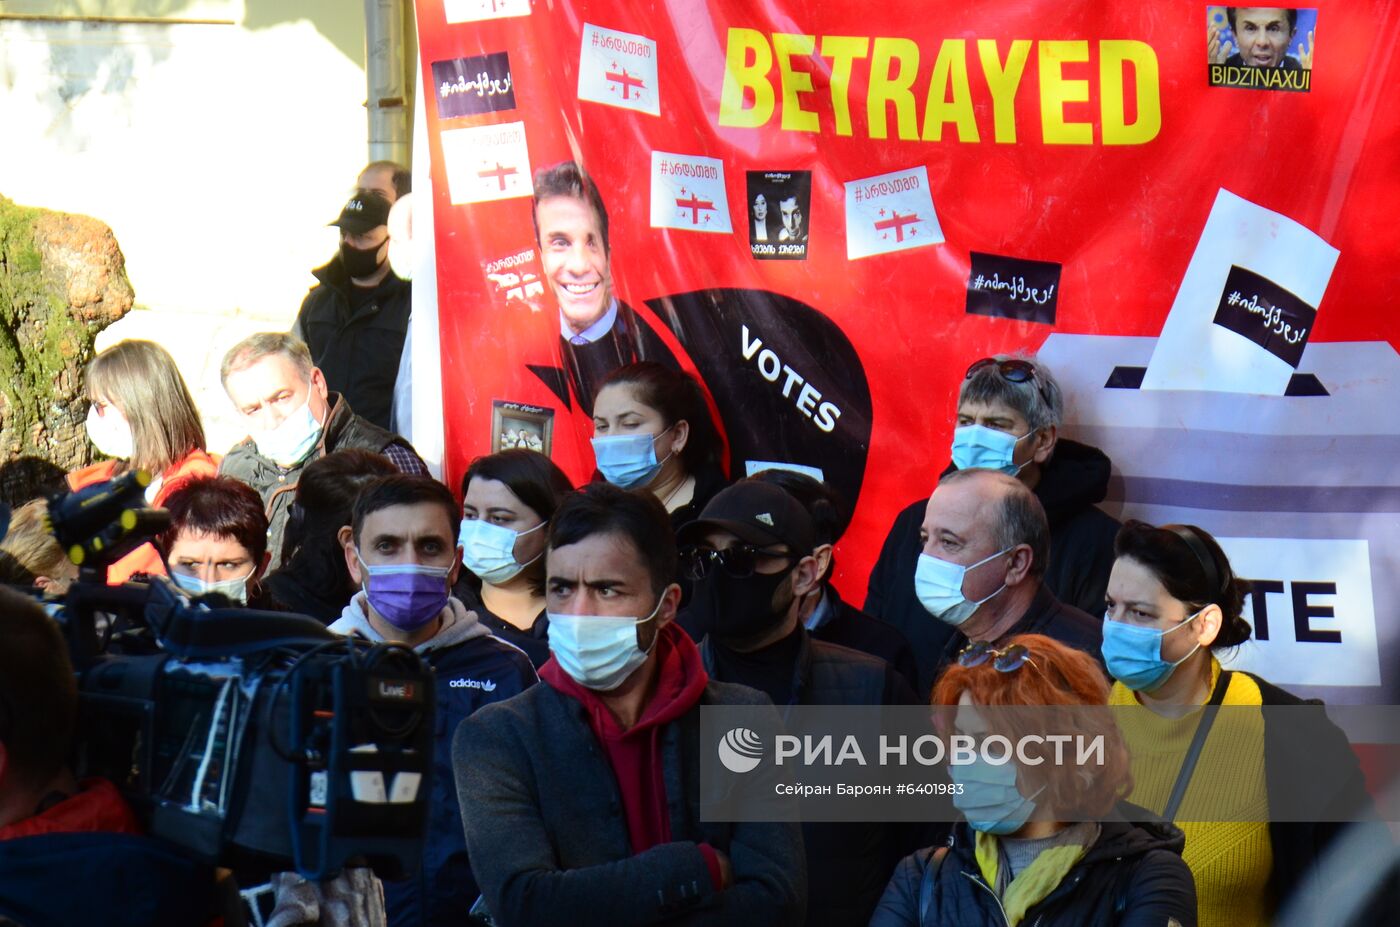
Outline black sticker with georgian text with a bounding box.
[1212,265,1316,367]
[965,252,1061,325]
[432,52,516,119]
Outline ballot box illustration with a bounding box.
[1039,333,1400,705]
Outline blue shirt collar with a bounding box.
[803,588,835,632]
[561,297,618,344]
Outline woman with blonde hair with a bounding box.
[0,499,77,593]
[69,339,217,582]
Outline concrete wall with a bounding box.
[0,1,411,455]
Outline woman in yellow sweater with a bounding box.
[1101,520,1381,927]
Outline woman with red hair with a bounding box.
[870,633,1197,926]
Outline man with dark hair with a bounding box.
[865,354,1118,695]
[359,160,411,203]
[749,469,918,692]
[329,474,536,927]
[0,588,220,924]
[1213,8,1306,69]
[777,194,806,243]
[678,479,915,927]
[455,482,806,927]
[158,475,271,606]
[530,160,676,413]
[219,332,427,571]
[916,468,1102,681]
[292,189,410,430]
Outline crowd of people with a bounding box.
[0,159,1392,927]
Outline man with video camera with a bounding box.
[0,587,222,926]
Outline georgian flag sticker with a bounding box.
[444,0,530,24]
[844,166,943,260]
[578,23,660,116]
[440,121,534,205]
[650,151,732,234]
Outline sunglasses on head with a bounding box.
[679,544,793,581]
[965,357,1052,407]
[957,641,1038,673]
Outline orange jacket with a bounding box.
[66,448,220,584]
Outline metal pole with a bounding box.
[363,0,409,166]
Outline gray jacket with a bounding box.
[453,679,806,927]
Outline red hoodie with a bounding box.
[541,623,724,886]
[0,778,142,841]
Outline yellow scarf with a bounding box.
[974,830,1093,926]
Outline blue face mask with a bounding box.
[951,424,1032,475]
[591,425,674,489]
[547,597,664,691]
[1101,609,1205,693]
[913,547,1011,626]
[950,756,1043,835]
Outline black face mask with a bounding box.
[341,238,386,278]
[689,565,795,645]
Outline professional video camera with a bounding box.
[24,470,435,880]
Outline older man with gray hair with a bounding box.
[864,355,1119,695]
[914,467,1103,681]
[218,332,427,570]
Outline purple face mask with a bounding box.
[357,554,451,631]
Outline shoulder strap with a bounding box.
[1163,670,1232,820]
[918,846,950,926]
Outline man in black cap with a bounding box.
[677,478,917,927]
[293,189,410,431]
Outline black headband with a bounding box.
[1166,525,1227,597]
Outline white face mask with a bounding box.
[547,597,664,691]
[914,546,1012,626]
[458,517,544,585]
[86,404,133,460]
[170,568,254,605]
[254,395,323,468]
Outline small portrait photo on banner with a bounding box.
[1207,6,1317,92]
[491,400,554,455]
[746,171,811,260]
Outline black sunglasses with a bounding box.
[965,357,1052,407]
[957,642,1038,673]
[680,544,793,581]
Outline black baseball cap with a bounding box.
[330,190,391,234]
[677,480,816,555]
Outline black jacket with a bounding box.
[0,831,219,927]
[293,255,411,430]
[808,586,920,696]
[701,629,919,927]
[669,462,731,536]
[452,576,552,669]
[932,584,1104,686]
[331,600,538,927]
[864,439,1119,694]
[561,301,678,415]
[699,626,917,711]
[455,678,806,927]
[219,392,424,570]
[1235,673,1391,916]
[871,811,1196,927]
